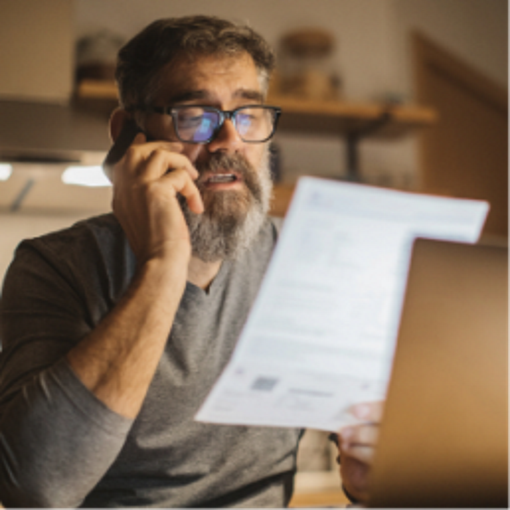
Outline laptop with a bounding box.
[369,238,508,508]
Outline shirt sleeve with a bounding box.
[0,238,133,508]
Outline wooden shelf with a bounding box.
[267,94,437,139]
[76,80,437,139]
[77,79,118,100]
[76,79,438,179]
[289,489,350,507]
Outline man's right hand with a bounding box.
[111,133,204,271]
[66,133,205,419]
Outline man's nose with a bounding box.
[207,118,243,153]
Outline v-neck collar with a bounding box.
[185,259,232,298]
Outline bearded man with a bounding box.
[0,16,379,508]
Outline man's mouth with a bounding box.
[206,173,238,184]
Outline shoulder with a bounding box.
[15,213,126,263]
[28,213,123,252]
[5,214,133,300]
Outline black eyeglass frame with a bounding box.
[131,104,282,144]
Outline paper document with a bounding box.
[195,177,489,431]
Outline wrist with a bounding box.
[136,253,189,299]
[136,236,191,267]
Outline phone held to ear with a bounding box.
[102,119,143,180]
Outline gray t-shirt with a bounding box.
[0,214,301,508]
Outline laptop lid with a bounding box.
[369,239,508,508]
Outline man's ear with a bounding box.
[109,108,131,142]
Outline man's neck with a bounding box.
[187,256,223,291]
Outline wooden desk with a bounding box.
[0,492,348,508]
[289,489,350,507]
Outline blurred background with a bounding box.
[0,0,507,505]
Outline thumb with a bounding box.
[131,131,147,145]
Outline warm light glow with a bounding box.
[0,163,13,181]
[62,166,111,187]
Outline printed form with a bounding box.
[195,177,489,432]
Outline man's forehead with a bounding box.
[155,52,263,104]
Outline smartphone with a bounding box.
[102,118,143,181]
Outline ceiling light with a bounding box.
[0,163,13,181]
[62,166,111,187]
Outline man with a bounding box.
[0,16,378,507]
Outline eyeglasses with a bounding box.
[133,104,281,144]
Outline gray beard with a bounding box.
[179,149,273,262]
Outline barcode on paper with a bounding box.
[251,376,279,392]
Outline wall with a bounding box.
[0,0,74,103]
[75,0,398,101]
[74,0,507,186]
[0,0,507,283]
[382,0,508,188]
[393,0,508,93]
[74,0,402,185]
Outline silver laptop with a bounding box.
[369,239,508,508]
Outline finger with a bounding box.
[131,132,147,145]
[340,423,379,450]
[122,139,193,177]
[341,443,376,465]
[109,133,147,183]
[339,456,371,504]
[139,148,198,182]
[349,400,384,422]
[130,133,181,154]
[140,139,184,156]
[159,168,204,214]
[113,133,150,180]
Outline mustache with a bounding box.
[195,152,254,188]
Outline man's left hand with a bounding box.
[336,401,384,504]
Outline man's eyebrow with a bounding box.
[167,90,209,104]
[167,88,265,105]
[235,89,264,102]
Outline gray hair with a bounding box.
[115,15,276,109]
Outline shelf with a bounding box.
[76,80,437,139]
[267,94,437,139]
[264,94,437,180]
[76,79,438,179]
[77,79,118,100]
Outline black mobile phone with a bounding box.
[102,119,144,180]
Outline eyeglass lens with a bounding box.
[173,107,275,143]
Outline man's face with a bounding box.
[141,52,273,262]
[145,52,267,169]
